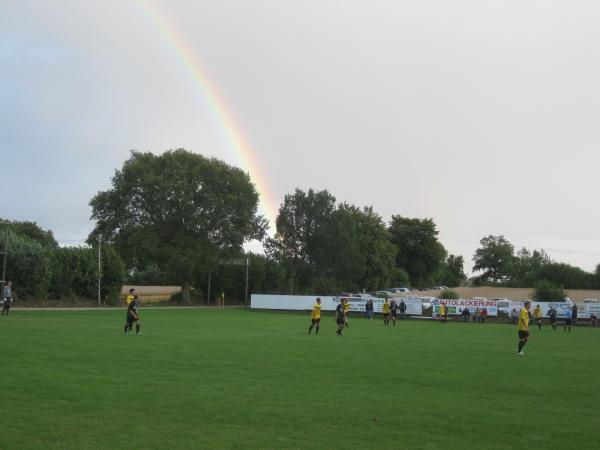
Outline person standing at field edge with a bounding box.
[533,305,543,330]
[365,299,374,320]
[308,298,321,335]
[516,300,531,356]
[2,281,12,315]
[571,304,578,326]
[399,299,407,319]
[382,299,390,326]
[563,308,572,333]
[548,307,558,330]
[335,300,345,336]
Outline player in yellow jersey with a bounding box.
[308,298,322,335]
[343,298,351,328]
[517,301,531,355]
[382,299,390,326]
[126,288,136,305]
[533,304,543,330]
[439,302,448,324]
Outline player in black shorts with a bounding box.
[124,295,141,336]
[390,300,399,327]
[335,301,345,336]
[548,307,558,330]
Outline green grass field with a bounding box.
[1,309,599,449]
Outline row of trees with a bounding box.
[473,235,600,289]
[264,189,465,294]
[88,150,464,302]
[1,220,125,303]
[8,149,598,304]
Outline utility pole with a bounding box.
[1,221,8,283]
[97,236,102,307]
[207,272,211,305]
[245,257,249,308]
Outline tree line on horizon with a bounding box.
[3,149,600,304]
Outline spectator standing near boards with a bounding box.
[365,299,374,320]
[548,307,558,330]
[564,308,572,332]
[399,299,407,319]
[2,281,12,315]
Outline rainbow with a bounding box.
[137,0,278,229]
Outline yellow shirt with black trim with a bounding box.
[126,295,134,305]
[382,302,390,314]
[311,303,321,320]
[343,302,350,314]
[439,304,446,315]
[533,307,542,319]
[518,308,530,331]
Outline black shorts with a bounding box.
[518,330,529,339]
[311,318,320,325]
[391,312,398,318]
[565,319,572,325]
[383,313,389,319]
[550,318,557,324]
[126,315,138,324]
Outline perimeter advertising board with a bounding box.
[432,298,498,316]
[251,294,422,315]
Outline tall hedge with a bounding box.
[3,232,53,300]
[2,229,125,304]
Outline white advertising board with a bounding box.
[530,302,573,318]
[251,295,422,315]
[575,303,600,319]
[432,298,498,316]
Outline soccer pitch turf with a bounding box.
[1,309,599,450]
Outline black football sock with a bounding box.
[315,327,319,334]
[517,341,524,352]
[308,325,313,333]
[136,324,140,334]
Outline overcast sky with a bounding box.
[2,0,600,273]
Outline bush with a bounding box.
[439,289,459,300]
[100,246,126,305]
[3,232,52,300]
[50,247,97,299]
[531,280,566,302]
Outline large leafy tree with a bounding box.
[510,248,550,287]
[472,235,515,284]
[388,216,447,287]
[323,204,397,292]
[265,188,336,293]
[88,149,266,303]
[437,254,466,287]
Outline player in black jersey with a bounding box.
[124,295,141,336]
